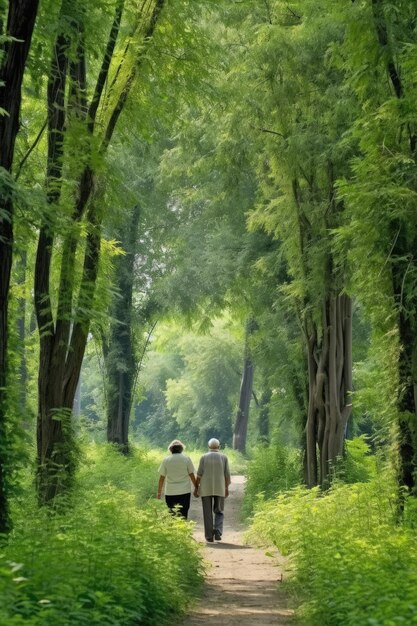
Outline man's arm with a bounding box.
[224,457,231,498]
[194,475,201,497]
[194,455,204,497]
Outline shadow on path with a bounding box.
[182,475,295,626]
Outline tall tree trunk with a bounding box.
[371,0,417,499]
[35,0,165,501]
[390,225,417,499]
[233,319,256,453]
[305,294,352,488]
[305,324,319,487]
[16,250,28,412]
[106,204,141,452]
[0,0,40,532]
[35,1,71,503]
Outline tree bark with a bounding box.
[106,204,141,451]
[233,319,257,453]
[16,250,28,412]
[305,295,352,488]
[0,0,40,532]
[390,226,417,499]
[35,3,71,503]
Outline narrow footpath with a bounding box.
[182,476,295,626]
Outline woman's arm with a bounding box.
[189,472,197,489]
[157,475,165,499]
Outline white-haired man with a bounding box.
[194,438,231,542]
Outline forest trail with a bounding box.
[182,476,295,625]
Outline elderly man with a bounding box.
[194,438,231,542]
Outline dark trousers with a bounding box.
[165,492,191,519]
[201,495,225,540]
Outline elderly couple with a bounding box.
[157,438,231,543]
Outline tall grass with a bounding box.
[247,473,417,626]
[242,443,301,517]
[0,444,203,625]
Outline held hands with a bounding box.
[193,488,199,498]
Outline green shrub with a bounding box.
[220,447,248,475]
[77,442,160,503]
[242,443,301,517]
[1,488,203,625]
[0,444,203,625]
[336,436,377,484]
[247,476,417,626]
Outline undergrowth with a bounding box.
[247,473,417,626]
[242,442,301,517]
[0,444,203,625]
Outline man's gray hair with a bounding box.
[208,438,220,449]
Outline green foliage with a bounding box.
[248,474,417,626]
[333,0,417,434]
[76,443,159,502]
[337,436,378,484]
[243,443,301,517]
[134,318,243,447]
[0,444,203,625]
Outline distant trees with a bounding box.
[104,203,140,452]
[131,320,242,446]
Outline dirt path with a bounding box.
[182,476,295,625]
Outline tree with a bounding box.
[105,204,141,452]
[143,320,242,446]
[34,0,166,502]
[0,0,40,531]
[233,318,257,453]
[234,0,355,486]
[336,0,417,501]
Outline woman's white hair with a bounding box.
[208,438,220,449]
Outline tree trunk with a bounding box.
[0,0,40,533]
[371,0,417,503]
[305,294,352,488]
[106,204,141,452]
[305,324,319,487]
[396,308,417,495]
[16,250,28,412]
[391,231,417,499]
[35,2,71,503]
[233,320,257,453]
[35,0,165,500]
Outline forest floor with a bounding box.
[181,476,296,625]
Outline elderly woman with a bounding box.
[157,439,197,519]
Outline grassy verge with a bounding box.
[247,475,417,626]
[0,444,203,625]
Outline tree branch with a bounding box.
[15,118,47,181]
[88,0,125,132]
